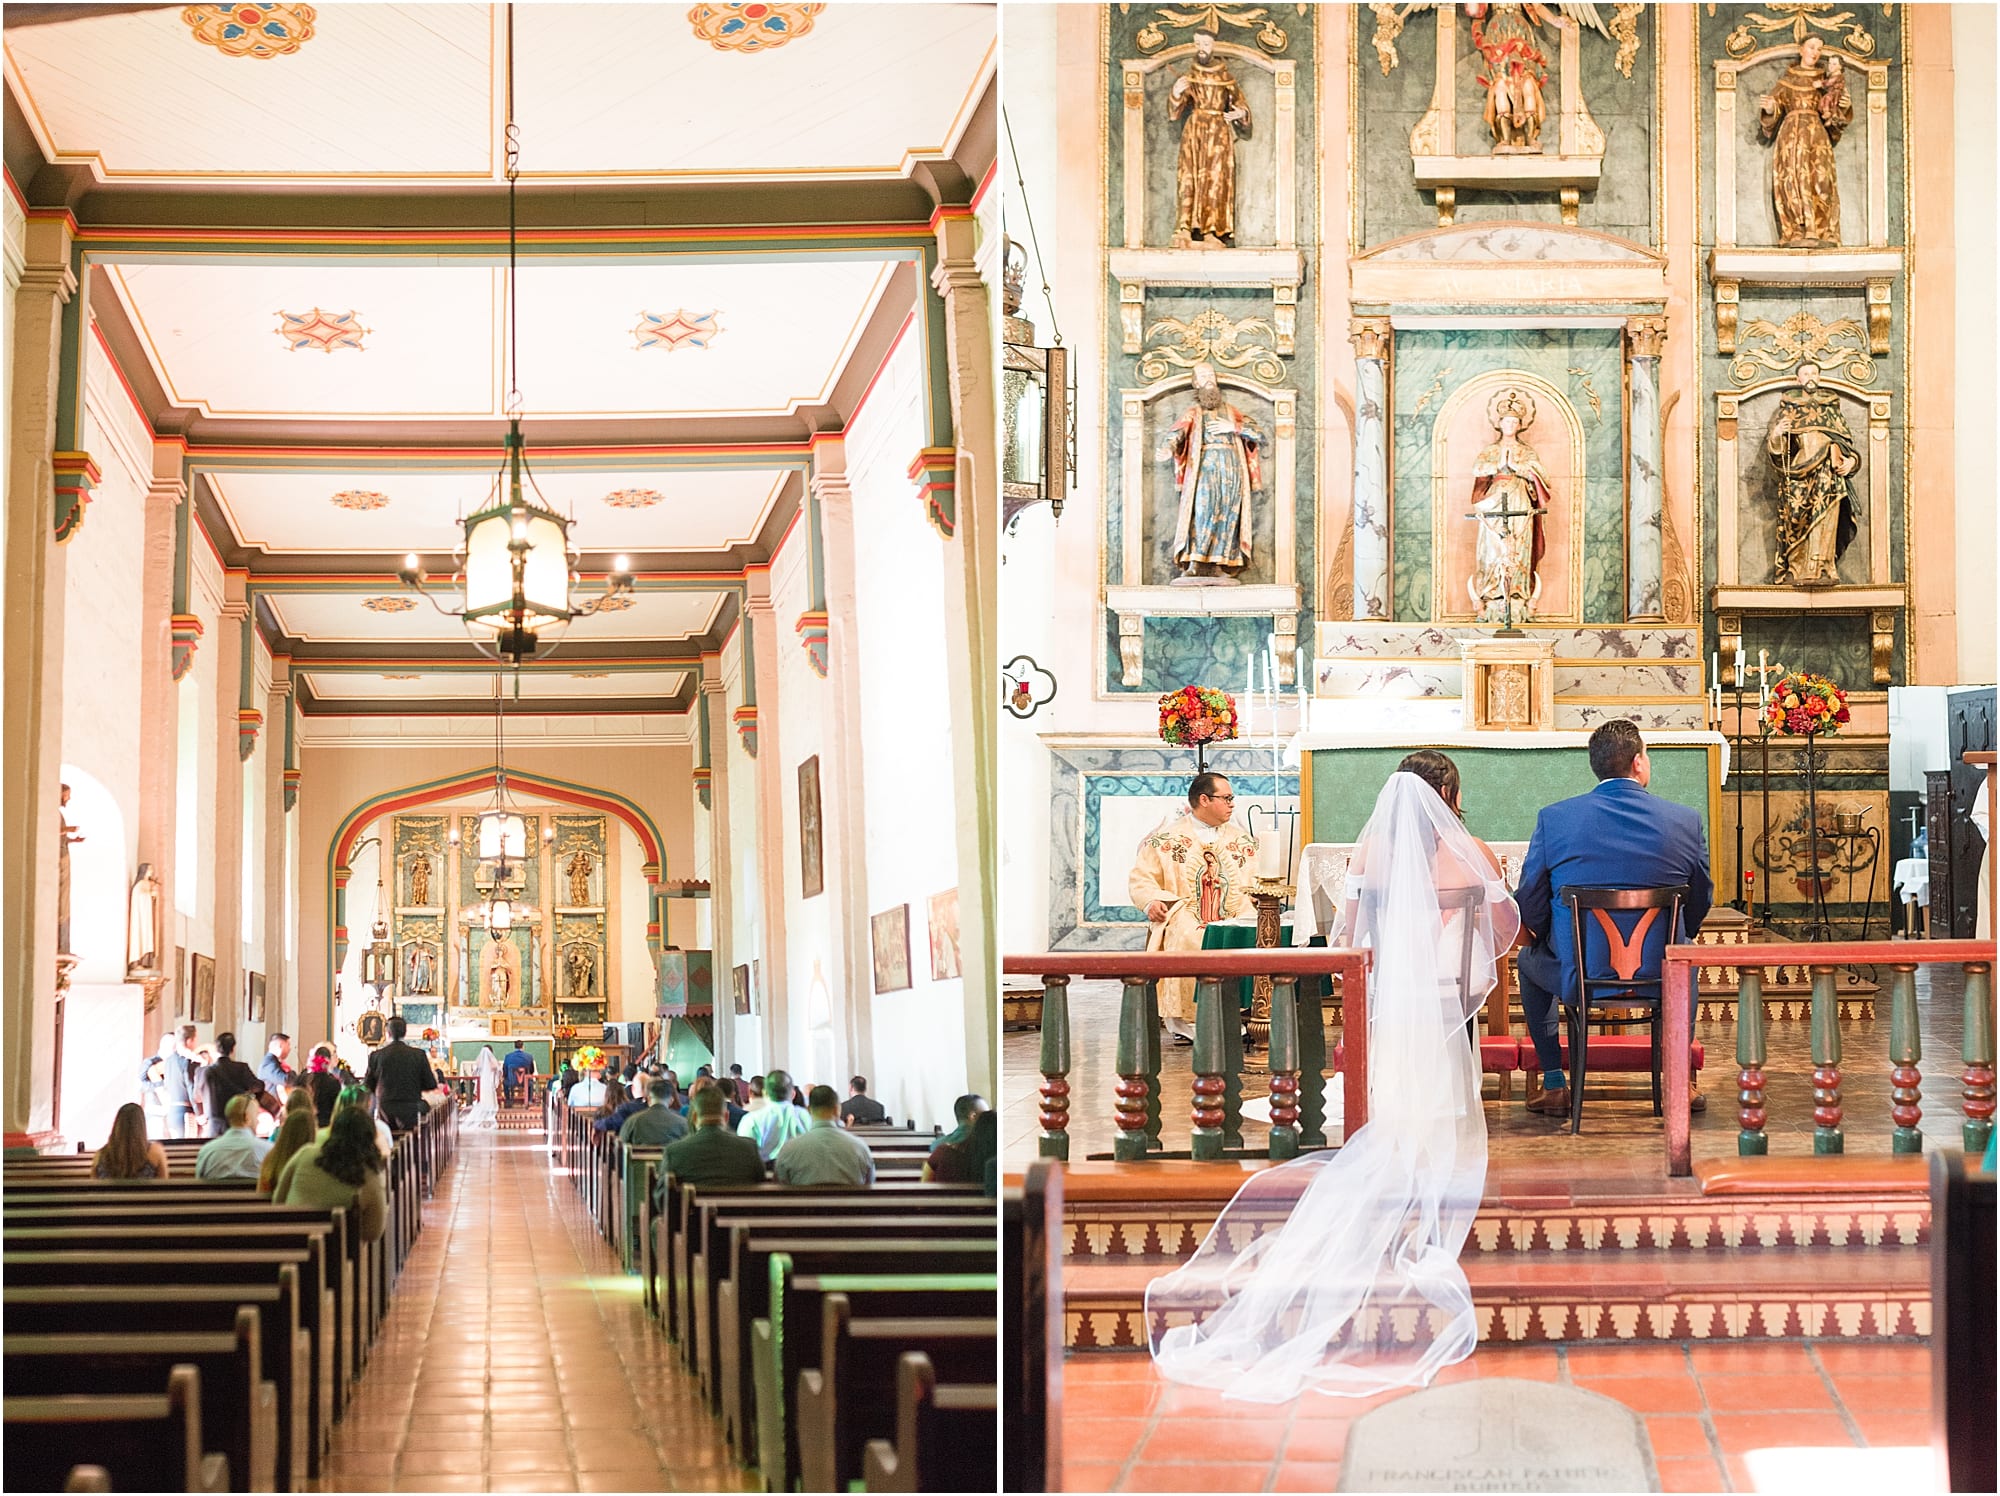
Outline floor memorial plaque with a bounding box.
[1338,1377,1658,1492]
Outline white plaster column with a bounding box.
[264,655,292,1037]
[930,210,998,1097]
[1626,316,1668,620]
[211,571,249,1031]
[743,572,788,1060]
[809,436,875,1082]
[136,437,186,1054]
[3,213,78,1138]
[1349,316,1393,620]
[699,656,735,1079]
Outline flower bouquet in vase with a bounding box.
[1159,685,1238,773]
[1764,671,1850,933]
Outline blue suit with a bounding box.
[1512,776,1713,1086]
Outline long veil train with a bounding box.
[1147,771,1521,1403]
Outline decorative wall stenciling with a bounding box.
[331,490,388,511]
[1729,310,1874,386]
[361,596,417,614]
[183,4,316,60]
[1139,309,1284,386]
[602,488,664,509]
[632,310,721,351]
[275,307,368,353]
[688,3,822,54]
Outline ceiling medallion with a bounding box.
[361,596,418,614]
[331,489,389,511]
[591,595,637,612]
[571,672,611,679]
[277,307,368,354]
[633,309,721,352]
[688,3,823,53]
[182,4,316,60]
[603,488,665,509]
[381,673,422,680]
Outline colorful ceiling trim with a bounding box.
[732,703,760,757]
[795,609,830,678]
[51,450,102,545]
[602,488,665,509]
[237,707,264,761]
[688,3,823,54]
[360,596,417,614]
[182,4,316,60]
[908,446,957,540]
[170,614,205,681]
[633,309,721,352]
[275,307,367,353]
[330,489,389,511]
[591,594,637,612]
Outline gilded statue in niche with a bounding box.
[1167,30,1250,248]
[565,850,596,908]
[407,852,431,908]
[1466,389,1554,624]
[1756,36,1852,248]
[1470,5,1551,152]
[1765,363,1860,586]
[563,942,597,999]
[1165,362,1263,584]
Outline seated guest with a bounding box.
[838,1075,888,1128]
[284,1085,314,1120]
[256,1105,317,1194]
[200,1032,270,1138]
[94,1101,170,1179]
[567,1063,608,1108]
[775,1085,877,1187]
[619,1077,691,1147]
[501,1040,535,1105]
[337,1084,395,1161]
[593,1076,649,1134]
[554,1061,578,1099]
[655,1085,765,1211]
[743,1075,768,1116]
[940,1092,990,1148]
[728,1063,751,1107]
[924,1108,998,1188]
[737,1069,813,1162]
[274,1107,388,1243]
[195,1093,272,1180]
[304,1045,343,1126]
[258,1031,296,1092]
[700,1075,746,1131]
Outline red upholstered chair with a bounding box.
[1558,884,1687,1135]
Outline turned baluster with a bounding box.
[1113,978,1158,1162]
[1267,975,1301,1160]
[1037,974,1072,1161]
[1809,963,1843,1154]
[1190,975,1229,1160]
[1735,967,1768,1156]
[1887,962,1923,1154]
[1962,961,1995,1156]
[1221,969,1246,1150]
[1141,978,1164,1151]
[1297,970,1329,1149]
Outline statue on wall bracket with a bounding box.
[1466,388,1553,625]
[1470,5,1551,152]
[1168,30,1251,248]
[1756,35,1853,248]
[1765,363,1860,586]
[1166,363,1263,585]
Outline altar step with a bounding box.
[1054,1157,1932,1350]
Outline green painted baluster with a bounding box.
[1141,980,1164,1152]
[1037,974,1071,1161]
[1191,975,1227,1160]
[1736,967,1768,1156]
[1268,976,1301,1160]
[1114,979,1154,1162]
[1809,964,1843,1154]
[1297,973,1328,1149]
[1222,970,1246,1150]
[1888,963,1923,1154]
[1962,961,1995,1156]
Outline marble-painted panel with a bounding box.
[1317,660,1462,699]
[1558,703,1709,732]
[1314,623,1700,660]
[1554,664,1701,697]
[1107,612,1306,698]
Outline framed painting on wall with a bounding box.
[190,954,216,1025]
[798,756,824,899]
[245,971,266,1024]
[174,945,186,1016]
[871,905,912,994]
[928,889,961,981]
[733,963,752,1016]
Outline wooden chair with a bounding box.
[1558,883,1687,1135]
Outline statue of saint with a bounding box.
[405,943,435,995]
[408,853,431,908]
[488,961,511,1006]
[1765,363,1859,586]
[1757,36,1851,248]
[1466,390,1555,624]
[126,862,161,977]
[1166,363,1262,585]
[1168,30,1250,248]
[57,782,82,956]
[1470,8,1549,153]
[565,851,595,908]
[564,943,596,998]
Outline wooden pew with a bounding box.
[6,1283,310,1494]
[861,1352,1000,1494]
[1932,1150,1996,1494]
[795,1301,997,1494]
[1003,1161,1062,1494]
[4,1249,335,1478]
[5,1313,278,1492]
[3,1363,229,1494]
[753,1267,997,1493]
[712,1233,998,1458]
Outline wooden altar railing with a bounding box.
[1663,939,1996,1177]
[1002,950,1371,1163]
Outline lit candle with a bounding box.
[1711,683,1722,726]
[1255,827,1285,881]
[1735,648,1745,689]
[1712,652,1719,694]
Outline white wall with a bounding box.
[1888,686,1951,792]
[1954,3,1998,685]
[177,528,223,976]
[773,520,833,1084]
[721,624,765,1073]
[614,820,653,1026]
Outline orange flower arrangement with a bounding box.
[1764,671,1850,737]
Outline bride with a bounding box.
[1148,754,1519,1403]
[469,1045,502,1129]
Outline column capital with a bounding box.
[743,571,775,613]
[1626,314,1668,359]
[699,652,726,690]
[1348,316,1393,361]
[147,436,190,504]
[18,213,77,302]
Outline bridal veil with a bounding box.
[1147,770,1521,1403]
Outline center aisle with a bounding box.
[318,1125,755,1493]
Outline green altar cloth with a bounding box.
[1202,918,1295,1011]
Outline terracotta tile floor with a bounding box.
[1060,1341,1934,1493]
[317,1128,755,1493]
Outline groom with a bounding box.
[1513,720,1713,1117]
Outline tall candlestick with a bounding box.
[1244,655,1256,742]
[1712,652,1720,694]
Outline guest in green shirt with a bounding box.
[939,1092,990,1148]
[274,1106,387,1243]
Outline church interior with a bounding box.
[999,4,1995,1494]
[5,3,1000,1492]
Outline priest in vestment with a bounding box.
[1129,772,1259,1041]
